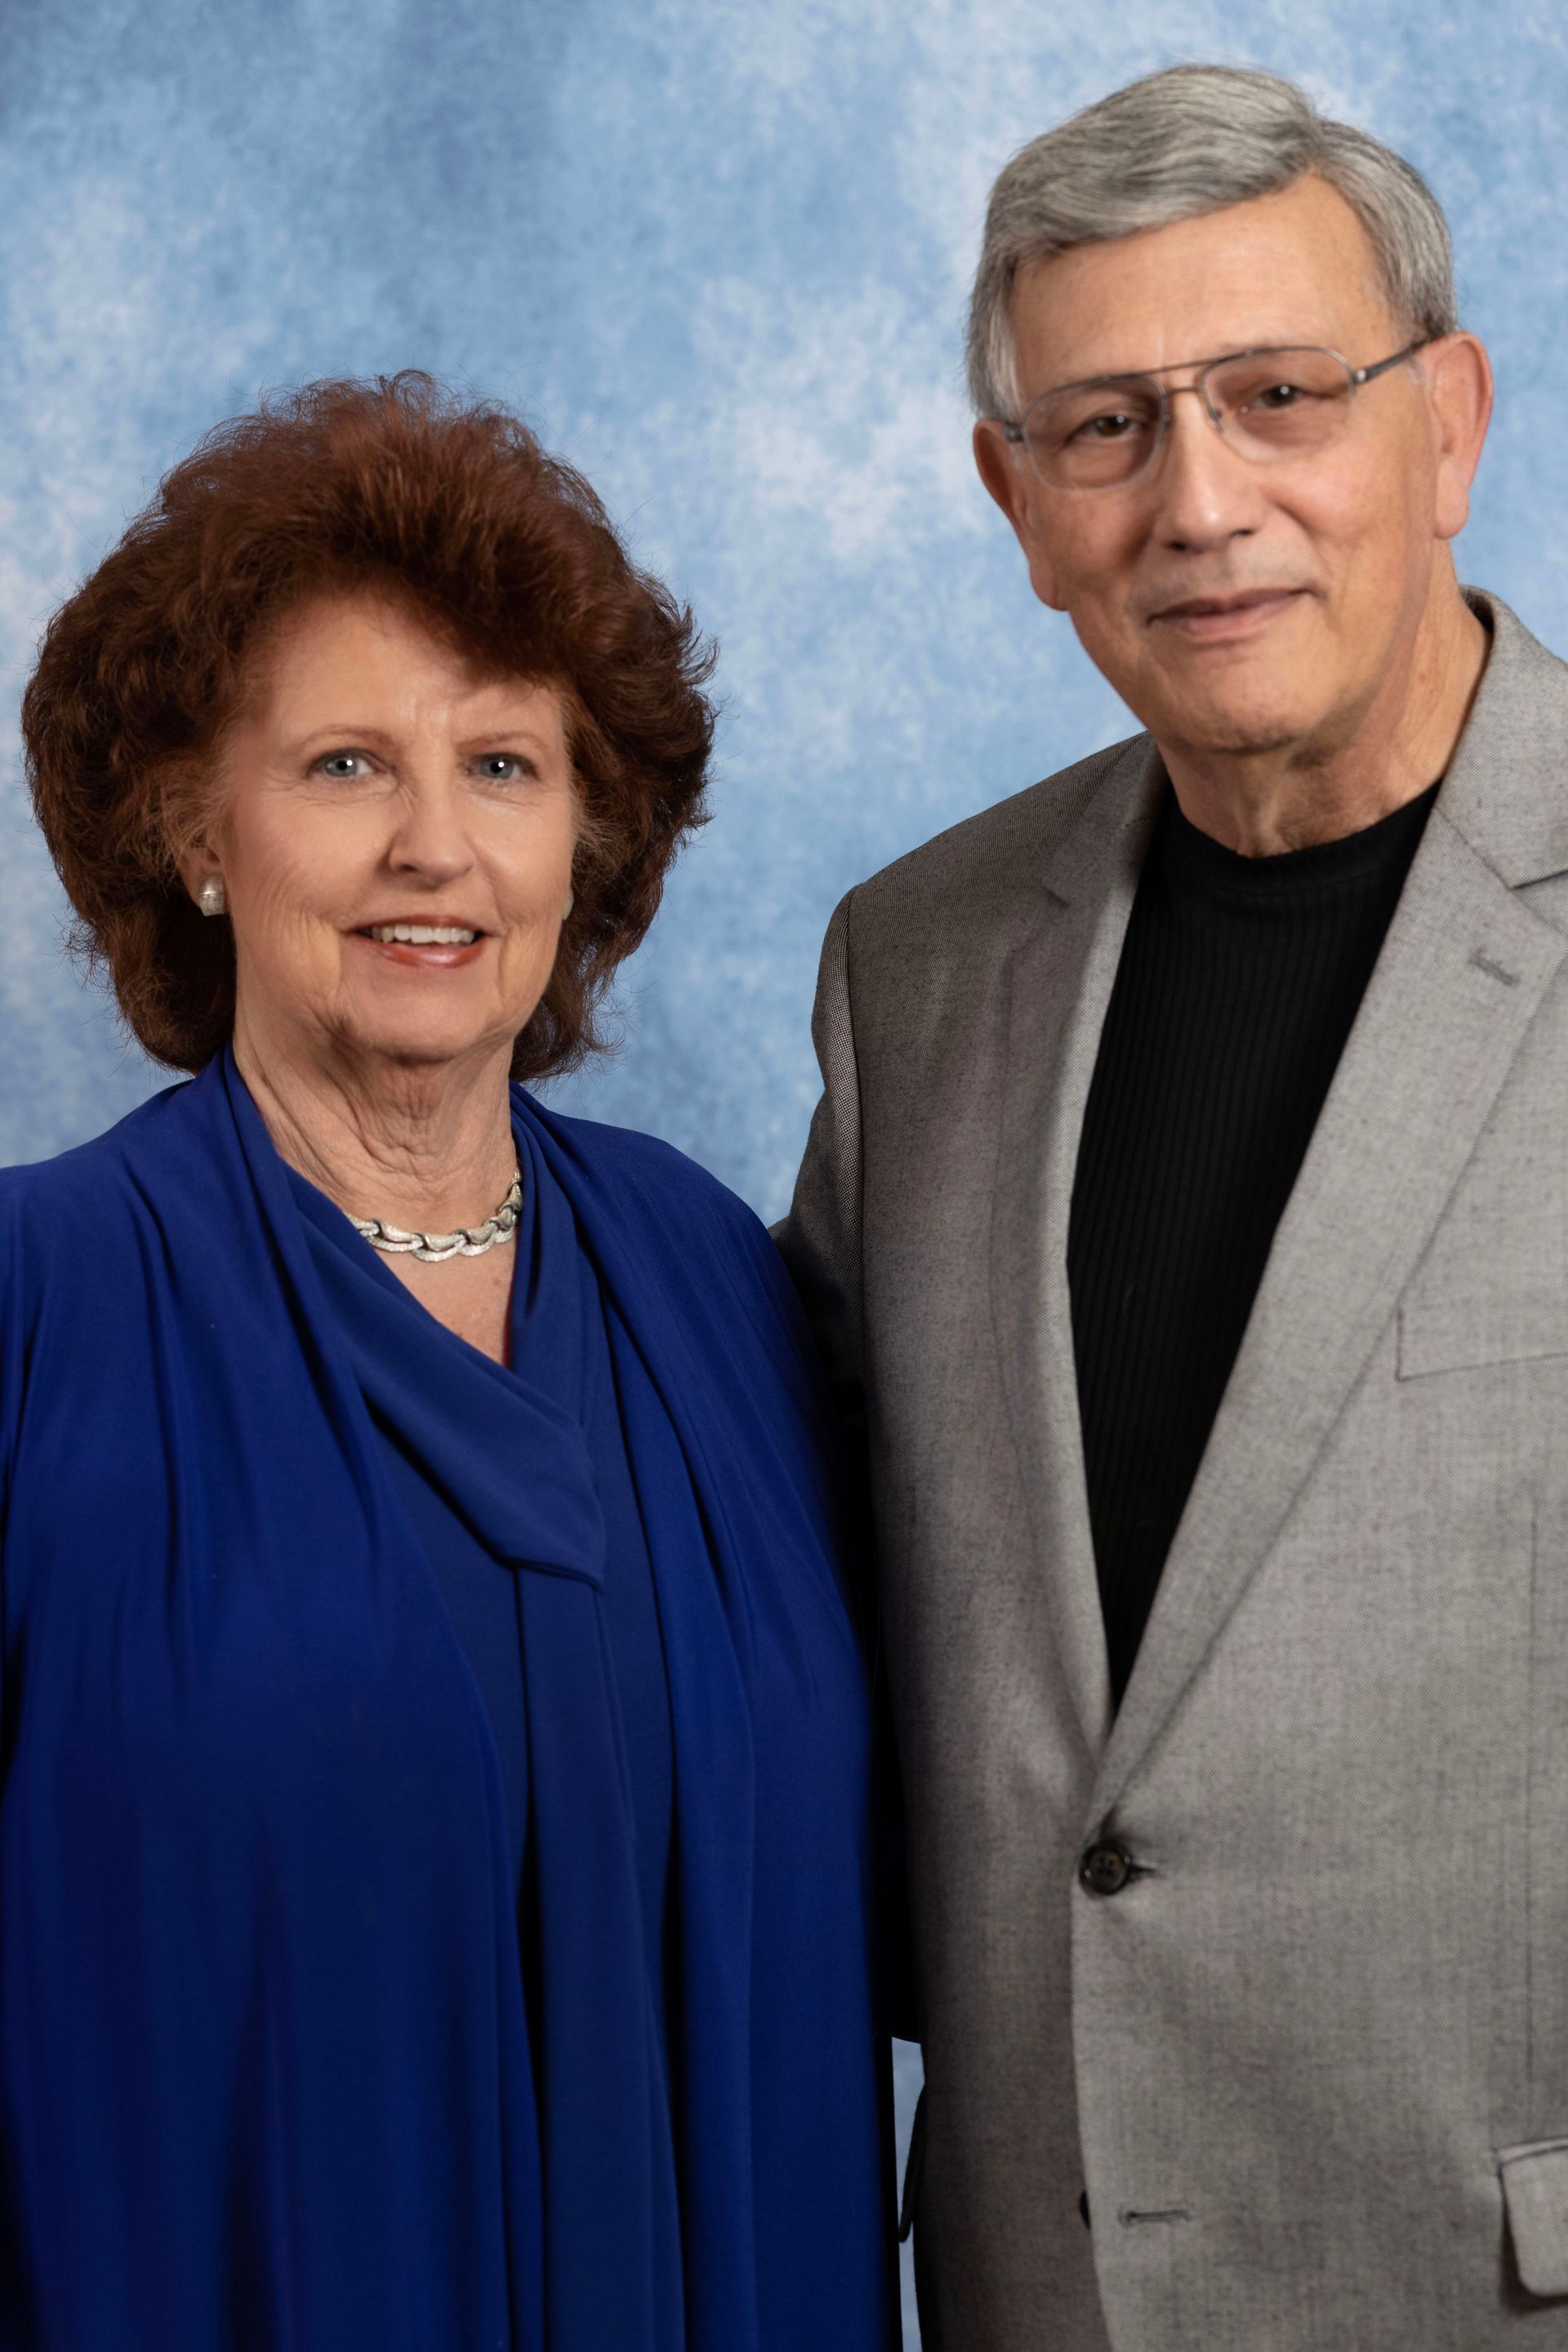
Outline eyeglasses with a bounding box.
[1000,339,1432,492]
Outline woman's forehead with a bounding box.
[235,590,567,743]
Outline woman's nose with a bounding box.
[385,773,477,880]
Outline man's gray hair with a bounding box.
[967,64,1457,419]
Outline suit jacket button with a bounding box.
[1079,1838,1134,1895]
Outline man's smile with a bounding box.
[1146,586,1311,641]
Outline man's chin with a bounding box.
[1151,697,1318,764]
[1109,640,1330,765]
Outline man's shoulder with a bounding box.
[847,730,1147,936]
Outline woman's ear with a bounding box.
[172,831,229,916]
[167,758,232,914]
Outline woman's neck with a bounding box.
[233,1016,519,1236]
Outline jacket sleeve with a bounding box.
[775,889,867,1458]
[777,892,921,2042]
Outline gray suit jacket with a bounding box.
[780,594,1568,2350]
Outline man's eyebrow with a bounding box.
[1030,345,1307,400]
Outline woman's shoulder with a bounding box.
[521,1095,764,1237]
[517,1093,793,1310]
[0,1083,194,1255]
[519,1094,837,1439]
[0,1098,195,1471]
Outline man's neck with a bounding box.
[1156,584,1490,858]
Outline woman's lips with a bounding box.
[1150,588,1307,642]
[349,929,488,970]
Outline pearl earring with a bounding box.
[198,875,227,918]
[562,889,575,920]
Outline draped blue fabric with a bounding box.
[0,1049,895,2351]
[284,1137,678,2019]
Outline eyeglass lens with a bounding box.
[1022,347,1357,488]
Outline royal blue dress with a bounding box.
[0,1049,897,2351]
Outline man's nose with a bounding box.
[1145,385,1265,552]
[385,770,477,880]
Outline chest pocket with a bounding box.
[1396,1025,1568,1380]
[1499,2142,1568,2300]
[1399,1287,1568,1379]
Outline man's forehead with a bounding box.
[1009,176,1396,393]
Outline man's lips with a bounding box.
[1147,587,1308,638]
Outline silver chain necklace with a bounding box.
[351,1167,523,1264]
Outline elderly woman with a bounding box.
[1,376,895,2351]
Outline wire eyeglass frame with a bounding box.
[1000,337,1434,492]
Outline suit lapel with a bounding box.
[987,593,1568,1808]
[1093,800,1568,1817]
[990,737,1165,1759]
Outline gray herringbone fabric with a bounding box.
[780,594,1568,2349]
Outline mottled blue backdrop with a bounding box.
[3,3,1566,2340]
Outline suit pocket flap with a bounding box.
[1397,1295,1568,1380]
[1500,2141,1568,2296]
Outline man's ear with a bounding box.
[1424,331,1493,545]
[973,419,1067,610]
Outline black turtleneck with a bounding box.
[1067,780,1440,1708]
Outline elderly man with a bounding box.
[782,61,1568,2352]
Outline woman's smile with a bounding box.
[350,917,490,969]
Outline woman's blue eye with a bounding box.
[312,752,532,781]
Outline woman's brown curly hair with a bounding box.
[21,372,715,1079]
